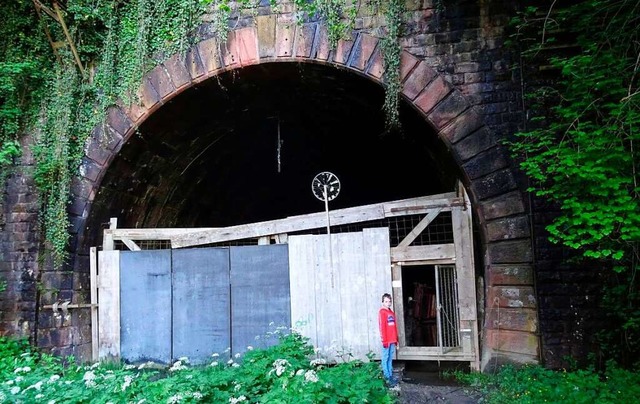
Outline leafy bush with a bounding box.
[453,364,640,404]
[0,332,393,403]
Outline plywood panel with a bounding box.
[98,250,120,360]
[288,235,319,347]
[289,229,390,362]
[173,247,230,364]
[230,245,291,355]
[363,228,392,360]
[336,232,369,361]
[120,250,172,364]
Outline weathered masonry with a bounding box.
[94,189,480,368]
[3,1,597,372]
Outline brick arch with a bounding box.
[73,27,538,369]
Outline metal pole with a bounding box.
[324,185,334,287]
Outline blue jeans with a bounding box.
[381,343,396,381]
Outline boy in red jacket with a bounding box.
[379,293,398,386]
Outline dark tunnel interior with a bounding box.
[84,62,461,246]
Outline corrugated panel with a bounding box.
[173,247,230,364]
[120,250,172,363]
[230,245,291,355]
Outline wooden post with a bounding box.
[90,247,98,361]
[103,218,117,251]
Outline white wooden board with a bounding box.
[98,250,120,360]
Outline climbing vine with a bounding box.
[1,0,405,268]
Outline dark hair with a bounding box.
[381,293,392,302]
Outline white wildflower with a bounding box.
[234,353,241,358]
[15,376,24,382]
[193,392,203,400]
[48,400,56,404]
[224,347,231,353]
[31,381,43,390]
[136,400,147,404]
[296,369,305,376]
[232,363,240,368]
[227,359,234,365]
[210,361,219,367]
[36,394,44,399]
[234,383,242,392]
[5,380,13,385]
[310,358,326,366]
[49,374,60,383]
[246,346,254,351]
[90,362,100,369]
[121,375,133,391]
[229,396,247,404]
[304,370,319,383]
[10,386,20,394]
[178,357,189,363]
[269,359,289,377]
[167,394,183,403]
[169,360,187,372]
[124,364,136,370]
[84,370,97,387]
[212,353,219,358]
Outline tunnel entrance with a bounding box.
[85,62,459,246]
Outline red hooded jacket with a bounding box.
[379,307,398,346]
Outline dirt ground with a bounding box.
[391,361,483,404]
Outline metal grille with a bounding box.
[113,240,172,250]
[437,265,460,348]
[289,211,454,247]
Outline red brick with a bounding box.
[164,54,190,89]
[276,23,295,57]
[138,77,161,110]
[414,76,452,114]
[196,37,222,74]
[485,328,539,357]
[184,45,206,80]
[365,46,385,79]
[486,308,538,333]
[400,51,419,81]
[105,106,133,136]
[256,15,276,58]
[333,33,356,65]
[222,30,239,68]
[487,286,537,309]
[315,25,331,61]
[440,108,484,144]
[295,23,316,58]
[349,34,378,71]
[487,265,534,286]
[236,27,259,66]
[401,61,437,100]
[147,64,174,99]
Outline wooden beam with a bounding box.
[397,207,443,248]
[103,218,117,251]
[120,237,141,251]
[390,244,455,262]
[170,195,459,248]
[52,1,85,75]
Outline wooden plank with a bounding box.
[363,228,392,360]
[314,233,343,359]
[103,218,117,251]
[106,228,215,241]
[390,244,456,262]
[336,232,369,361]
[169,194,460,248]
[120,237,141,251]
[397,208,443,248]
[289,235,319,349]
[98,250,120,360]
[392,264,405,352]
[90,247,98,361]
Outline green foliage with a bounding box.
[508,0,640,365]
[0,332,393,403]
[454,363,640,404]
[1,0,405,268]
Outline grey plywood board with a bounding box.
[120,250,172,364]
[230,245,291,355]
[98,250,120,360]
[172,247,230,364]
[288,235,319,346]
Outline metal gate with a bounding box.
[119,244,290,364]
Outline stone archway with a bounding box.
[70,23,538,370]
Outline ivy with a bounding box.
[1,0,405,267]
[508,0,640,364]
